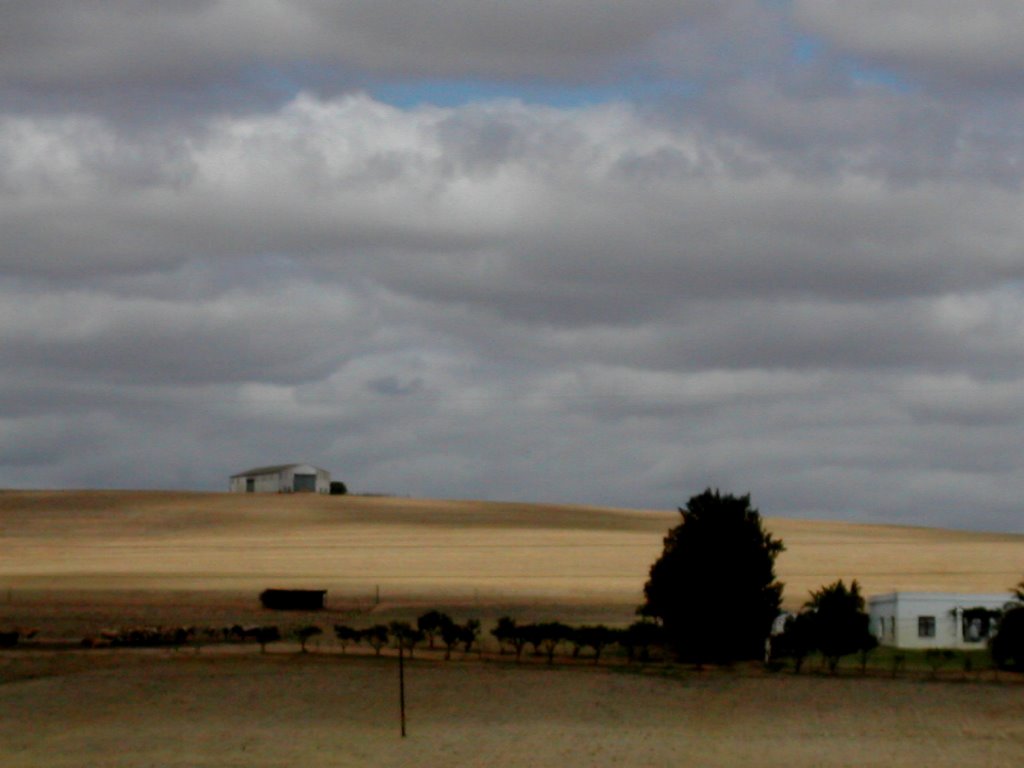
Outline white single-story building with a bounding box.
[229,463,331,494]
[868,591,1014,650]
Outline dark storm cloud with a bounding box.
[0,0,721,103]
[793,1,1024,89]
[0,279,378,385]
[302,0,721,79]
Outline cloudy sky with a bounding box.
[2,1,1024,531]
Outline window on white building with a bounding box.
[918,616,936,638]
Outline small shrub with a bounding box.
[573,625,615,663]
[417,610,450,650]
[891,653,905,678]
[991,606,1024,671]
[619,621,663,663]
[253,626,281,653]
[536,622,572,664]
[460,619,481,655]
[295,625,323,653]
[334,624,361,654]
[361,625,389,656]
[389,621,424,658]
[925,649,955,678]
[439,617,461,660]
[491,617,517,655]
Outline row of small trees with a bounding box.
[329,612,666,665]
[333,614,482,660]
[65,613,659,663]
[490,617,662,664]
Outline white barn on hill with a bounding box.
[229,464,331,494]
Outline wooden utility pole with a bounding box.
[398,639,407,738]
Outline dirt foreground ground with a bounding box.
[2,650,1023,768]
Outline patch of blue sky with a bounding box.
[792,35,823,64]
[370,77,700,110]
[791,31,916,94]
[843,61,918,93]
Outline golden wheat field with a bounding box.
[3,490,1024,767]
[1,489,1022,606]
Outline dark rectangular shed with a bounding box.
[259,588,327,611]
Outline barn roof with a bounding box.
[231,463,317,478]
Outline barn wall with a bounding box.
[253,472,286,493]
[230,464,331,493]
[279,464,330,493]
[314,467,330,493]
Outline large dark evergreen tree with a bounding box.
[639,488,784,664]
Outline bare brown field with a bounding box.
[2,490,1024,767]
[2,490,1022,613]
[1,651,1023,768]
